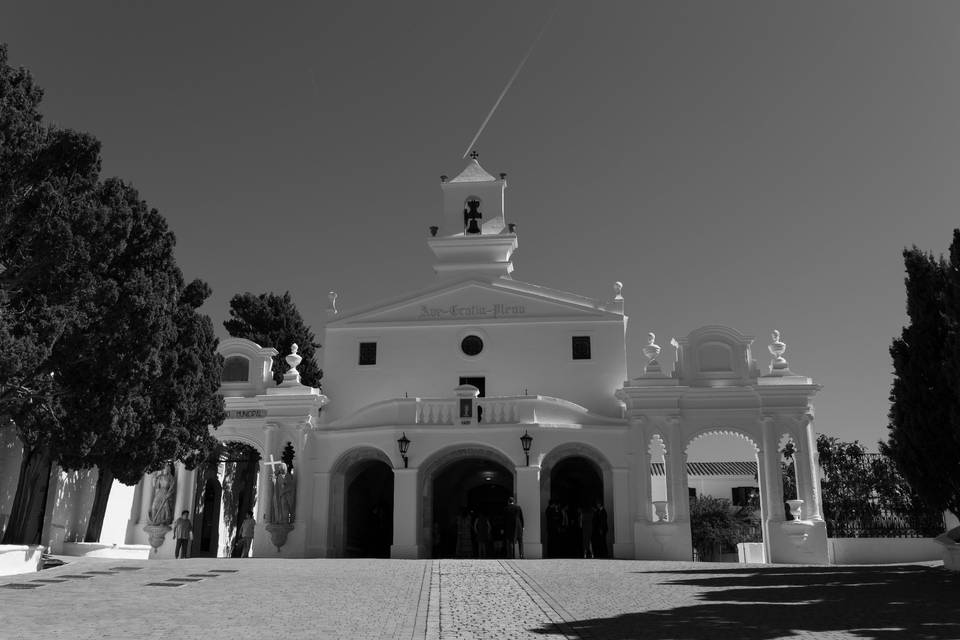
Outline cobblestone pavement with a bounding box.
[1,557,958,639]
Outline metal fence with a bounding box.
[821,453,944,539]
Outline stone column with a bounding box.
[260,424,280,522]
[391,468,419,559]
[792,436,810,519]
[172,462,196,520]
[612,467,631,558]
[760,418,785,521]
[633,418,653,522]
[800,416,823,520]
[664,441,689,523]
[515,465,542,559]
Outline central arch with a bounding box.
[419,445,517,559]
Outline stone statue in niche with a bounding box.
[463,199,482,234]
[148,464,176,526]
[272,465,297,524]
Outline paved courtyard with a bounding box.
[0,557,957,639]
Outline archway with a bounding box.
[344,460,394,557]
[328,446,394,558]
[431,458,513,558]
[544,456,605,558]
[190,464,223,558]
[540,443,614,559]
[419,446,517,559]
[208,440,261,558]
[685,430,763,562]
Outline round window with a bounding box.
[461,335,484,356]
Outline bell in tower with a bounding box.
[464,198,483,234]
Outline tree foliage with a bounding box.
[689,495,758,561]
[883,231,960,521]
[0,44,224,543]
[223,291,322,388]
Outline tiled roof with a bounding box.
[449,158,497,183]
[650,461,758,477]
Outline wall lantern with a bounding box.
[397,432,411,468]
[520,430,533,466]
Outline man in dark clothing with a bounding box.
[173,510,192,559]
[503,497,525,559]
[593,501,609,558]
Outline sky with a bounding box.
[5,1,960,458]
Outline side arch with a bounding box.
[328,446,395,558]
[540,442,615,557]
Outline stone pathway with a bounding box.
[0,557,957,639]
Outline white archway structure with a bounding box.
[616,325,826,564]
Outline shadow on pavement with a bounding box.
[531,564,960,640]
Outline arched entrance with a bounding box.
[190,464,223,558]
[208,440,261,558]
[432,458,513,558]
[685,430,764,562]
[420,446,517,559]
[541,443,614,559]
[545,456,605,558]
[344,460,393,557]
[329,447,395,558]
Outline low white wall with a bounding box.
[828,537,942,564]
[61,542,150,559]
[737,542,766,563]
[0,544,44,576]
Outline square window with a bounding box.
[358,342,377,366]
[571,336,591,360]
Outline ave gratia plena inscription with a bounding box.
[418,303,525,320]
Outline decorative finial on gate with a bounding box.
[767,329,793,376]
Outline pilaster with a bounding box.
[391,468,419,558]
[515,465,542,559]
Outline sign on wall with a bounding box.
[226,409,266,419]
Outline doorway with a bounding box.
[545,456,605,558]
[431,457,512,558]
[344,460,394,558]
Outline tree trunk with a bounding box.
[1,444,53,545]
[83,467,114,542]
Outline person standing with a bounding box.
[503,497,525,559]
[173,510,192,559]
[239,510,256,558]
[579,503,596,559]
[593,501,609,559]
[474,512,492,559]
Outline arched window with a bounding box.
[222,356,249,383]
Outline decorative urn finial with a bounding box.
[642,332,662,374]
[767,329,792,376]
[614,281,623,300]
[286,344,302,373]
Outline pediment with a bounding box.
[328,279,621,327]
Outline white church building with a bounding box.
[1,155,827,565]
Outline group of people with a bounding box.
[545,500,609,558]
[449,497,525,559]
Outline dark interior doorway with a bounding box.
[432,458,512,558]
[191,469,222,558]
[546,456,605,558]
[345,460,394,558]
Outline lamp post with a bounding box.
[397,432,411,469]
[520,430,533,466]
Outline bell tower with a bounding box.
[428,152,519,279]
